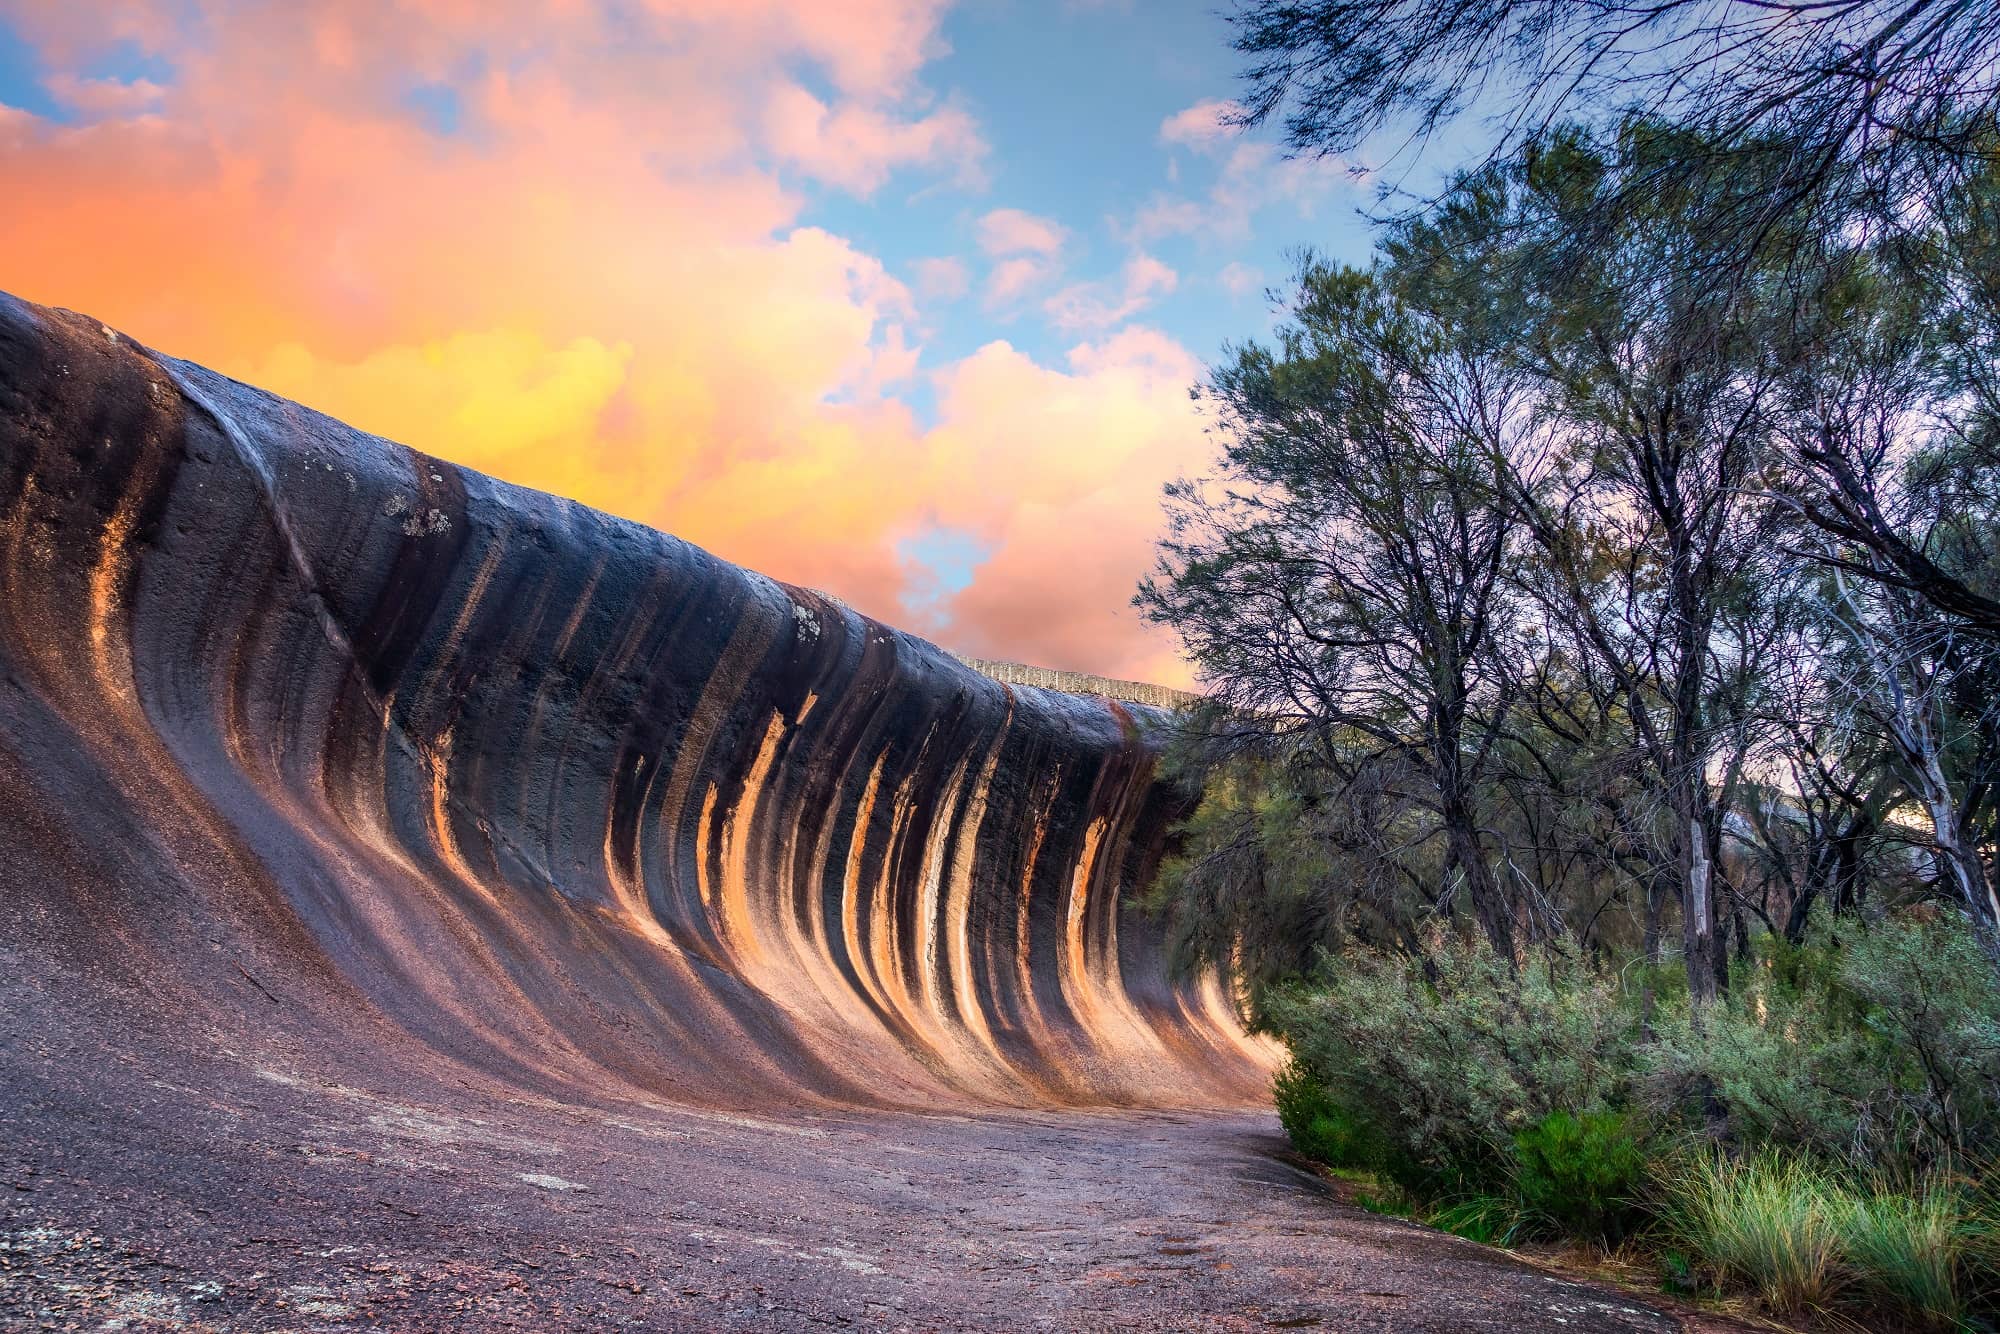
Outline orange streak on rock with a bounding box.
[940,710,1011,1077]
[841,754,893,1022]
[88,495,141,703]
[715,709,786,967]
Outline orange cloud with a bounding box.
[246,330,638,495]
[915,327,1209,684]
[0,0,1204,687]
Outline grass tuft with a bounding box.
[1838,1179,1970,1331]
[1662,1154,1848,1315]
[1426,1193,1523,1245]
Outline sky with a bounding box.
[0,0,1386,688]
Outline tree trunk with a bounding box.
[1443,786,1516,960]
[1783,841,1820,944]
[1831,828,1863,918]
[1923,778,2000,957]
[1680,808,1721,1007]
[1782,885,1816,945]
[1433,690,1514,961]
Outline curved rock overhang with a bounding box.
[0,293,1275,1113]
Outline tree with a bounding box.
[1787,158,2000,642]
[1824,568,2000,951]
[1387,127,1800,1003]
[1765,228,2000,949]
[1228,0,2000,243]
[1139,262,1540,957]
[1230,2,2000,648]
[1739,610,1904,945]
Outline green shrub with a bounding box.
[1643,944,1872,1161]
[1663,1154,1848,1315]
[1264,935,1640,1201]
[1512,1110,1650,1244]
[1272,1054,1331,1154]
[1258,913,1999,1310]
[1643,916,2000,1171]
[1273,1056,1380,1168]
[1837,917,2000,1165]
[1427,1194,1524,1245]
[1838,1179,1973,1331]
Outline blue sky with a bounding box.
[846,0,1380,383]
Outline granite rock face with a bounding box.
[0,292,1270,1112]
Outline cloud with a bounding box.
[975,208,1067,311]
[0,0,1202,687]
[673,0,956,97]
[43,73,168,118]
[1124,140,1354,244]
[983,255,1059,308]
[975,206,1066,257]
[1042,252,1178,331]
[252,330,636,470]
[913,327,1208,684]
[763,80,985,194]
[910,256,970,301]
[1158,97,1242,150]
[1218,260,1263,299]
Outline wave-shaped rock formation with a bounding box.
[0,292,1270,1114]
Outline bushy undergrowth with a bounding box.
[1644,917,2000,1169]
[1267,912,2000,1325]
[1272,1056,1379,1170]
[1264,938,1638,1199]
[1512,1110,1649,1245]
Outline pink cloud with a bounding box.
[42,73,168,118]
[976,206,1066,257]
[1218,260,1263,298]
[1124,140,1355,244]
[911,256,970,301]
[1042,253,1178,331]
[1159,97,1242,150]
[983,255,1059,308]
[914,328,1208,683]
[763,80,985,194]
[634,0,952,97]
